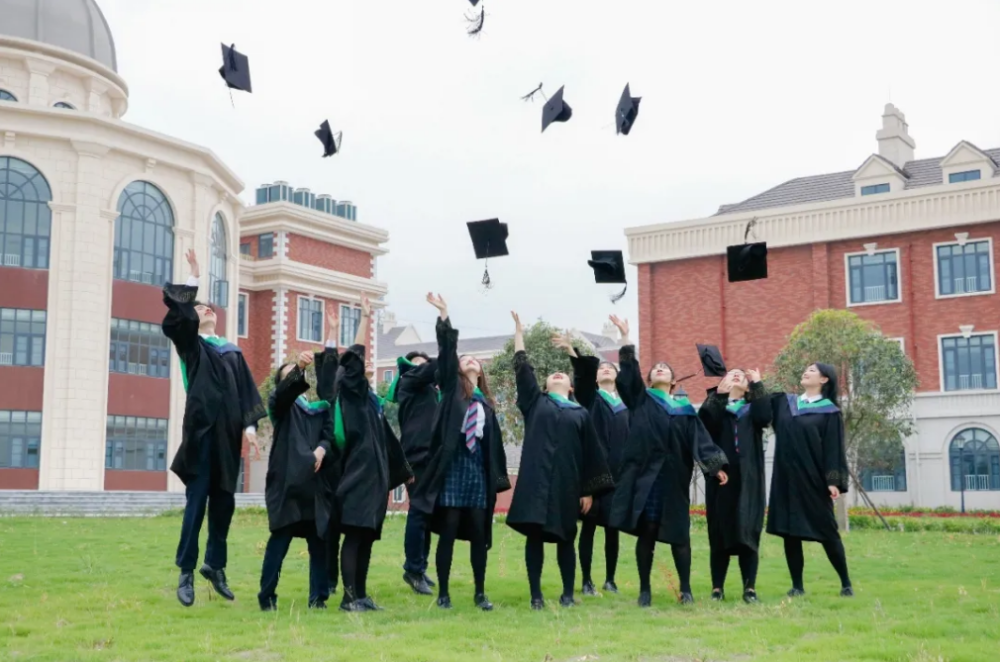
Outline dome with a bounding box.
[0,0,117,72]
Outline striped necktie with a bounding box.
[464,401,479,452]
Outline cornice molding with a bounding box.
[240,258,389,302]
[239,205,389,256]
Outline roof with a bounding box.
[385,333,514,360]
[715,146,1000,216]
[377,326,407,353]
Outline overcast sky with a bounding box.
[98,0,1000,342]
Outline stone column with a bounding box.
[23,57,55,107]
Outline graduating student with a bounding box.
[551,332,628,596]
[313,333,344,595]
[333,295,413,612]
[606,315,729,607]
[506,312,613,609]
[408,294,509,611]
[697,367,770,603]
[163,249,266,607]
[767,363,853,598]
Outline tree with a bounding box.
[771,309,918,529]
[485,319,594,445]
[377,380,401,438]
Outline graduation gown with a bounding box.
[570,353,629,527]
[698,382,771,554]
[390,355,440,478]
[766,394,849,543]
[265,366,335,538]
[162,282,265,493]
[608,344,728,546]
[333,344,412,537]
[409,317,510,547]
[506,350,613,543]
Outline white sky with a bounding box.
[98,0,1000,342]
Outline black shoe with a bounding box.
[258,595,277,611]
[603,580,619,594]
[436,595,452,609]
[199,565,235,601]
[403,571,433,596]
[309,600,327,610]
[423,573,436,588]
[475,593,493,611]
[339,599,366,612]
[581,580,597,596]
[177,571,195,607]
[840,586,854,597]
[530,597,545,610]
[360,596,383,611]
[637,591,651,608]
[711,589,724,602]
[787,587,805,598]
[679,592,695,604]
[743,589,759,604]
[559,594,576,608]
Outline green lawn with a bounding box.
[1,512,998,662]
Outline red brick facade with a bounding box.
[287,234,371,278]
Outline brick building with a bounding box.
[625,104,1000,510]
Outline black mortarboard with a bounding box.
[588,250,627,303]
[467,219,509,288]
[727,242,768,282]
[615,83,641,136]
[696,344,727,378]
[219,44,252,94]
[468,0,480,5]
[315,120,342,158]
[542,86,572,133]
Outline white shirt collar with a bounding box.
[800,393,823,403]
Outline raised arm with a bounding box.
[745,369,772,430]
[561,336,599,411]
[511,311,541,412]
[610,315,646,409]
[270,356,311,419]
[314,307,340,403]
[161,248,202,360]
[353,294,370,347]
[427,293,458,393]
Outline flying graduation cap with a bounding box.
[315,120,342,158]
[696,344,727,378]
[541,86,573,132]
[467,218,509,288]
[727,218,768,282]
[616,83,641,136]
[219,44,252,94]
[587,250,627,303]
[465,0,485,37]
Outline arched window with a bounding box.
[949,428,1000,491]
[53,101,75,110]
[208,213,228,307]
[0,156,53,269]
[0,90,16,102]
[114,181,174,285]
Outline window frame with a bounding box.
[0,409,42,469]
[391,485,406,503]
[948,170,982,184]
[53,101,75,110]
[237,292,249,338]
[113,181,175,286]
[937,331,999,393]
[0,308,47,367]
[339,304,362,347]
[932,237,995,300]
[383,369,394,383]
[0,89,16,102]
[296,296,324,344]
[208,213,229,308]
[0,156,54,270]
[948,428,1000,492]
[843,247,903,307]
[258,233,274,259]
[104,415,169,472]
[108,317,171,379]
[860,183,890,196]
[859,447,907,493]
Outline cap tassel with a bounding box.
[481,265,492,289]
[466,6,485,37]
[520,83,544,102]
[610,283,627,304]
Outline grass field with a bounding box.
[1,512,998,662]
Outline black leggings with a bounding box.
[340,526,376,602]
[578,520,619,585]
[524,534,576,600]
[635,520,691,594]
[435,507,489,598]
[709,547,759,592]
[783,536,852,590]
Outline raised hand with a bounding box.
[718,375,733,394]
[326,307,339,341]
[550,331,576,355]
[609,314,629,338]
[746,368,761,383]
[359,294,371,318]
[511,311,523,332]
[185,248,200,278]
[297,351,314,370]
[426,292,448,318]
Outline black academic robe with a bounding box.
[409,318,510,547]
[698,382,771,554]
[334,344,412,537]
[766,394,849,543]
[265,366,335,538]
[162,282,265,493]
[392,355,440,478]
[506,350,613,543]
[570,353,629,528]
[608,344,728,546]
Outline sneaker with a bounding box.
[474,593,494,611]
[602,580,619,594]
[678,592,695,605]
[360,596,383,611]
[403,571,433,596]
[711,589,724,602]
[787,587,805,598]
[742,589,759,604]
[637,591,651,608]
[581,580,597,596]
[559,594,576,608]
[840,586,854,597]
[530,597,545,610]
[436,595,452,609]
[339,600,366,612]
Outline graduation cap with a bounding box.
[587,250,627,303]
[467,218,509,288]
[315,120,342,158]
[542,86,572,133]
[465,0,485,36]
[727,242,768,282]
[218,44,252,94]
[615,83,641,136]
[696,344,727,378]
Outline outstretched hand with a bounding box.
[511,311,522,332]
[550,331,576,356]
[185,248,200,278]
[609,314,628,338]
[326,307,339,341]
[746,368,761,383]
[426,292,448,319]
[359,294,371,318]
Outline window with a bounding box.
[114,181,174,285]
[53,101,74,109]
[239,242,251,256]
[860,448,907,492]
[0,308,46,366]
[340,305,362,346]
[949,428,1000,491]
[391,485,406,503]
[861,183,890,196]
[935,239,993,297]
[847,250,900,305]
[383,369,394,383]
[208,213,228,307]
[105,416,168,471]
[258,233,274,259]
[297,297,323,343]
[0,90,16,102]
[0,410,41,468]
[949,170,981,183]
[109,318,170,378]
[237,293,248,337]
[940,333,997,391]
[0,156,53,269]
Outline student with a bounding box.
[698,368,770,603]
[606,315,729,607]
[163,249,266,607]
[767,363,853,598]
[506,312,613,609]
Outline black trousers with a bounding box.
[340,525,376,602]
[258,522,329,606]
[175,435,235,572]
[403,505,433,576]
[326,520,341,586]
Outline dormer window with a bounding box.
[53,102,75,110]
[861,183,890,196]
[0,90,16,102]
[949,170,981,183]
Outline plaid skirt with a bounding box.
[439,442,487,509]
[642,464,670,522]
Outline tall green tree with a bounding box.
[377,380,401,438]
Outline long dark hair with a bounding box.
[814,362,839,404]
[459,354,495,406]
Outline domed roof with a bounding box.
[0,0,117,72]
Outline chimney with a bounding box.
[875,103,915,168]
[381,310,397,334]
[602,321,619,341]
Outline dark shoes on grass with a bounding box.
[200,565,235,601]
[403,571,433,596]
[177,571,195,607]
